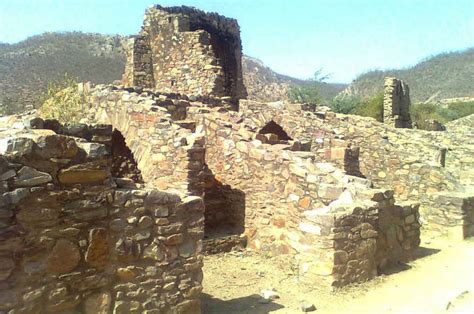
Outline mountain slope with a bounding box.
[243,55,346,103]
[0,32,126,114]
[341,48,474,103]
[0,32,347,114]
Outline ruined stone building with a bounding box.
[383,77,412,128]
[122,5,246,106]
[0,4,473,314]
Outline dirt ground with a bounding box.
[202,236,474,314]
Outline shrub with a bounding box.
[288,82,320,104]
[411,100,474,129]
[40,74,84,123]
[330,95,361,114]
[351,92,384,121]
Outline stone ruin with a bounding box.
[383,77,412,128]
[122,5,247,107]
[0,4,473,314]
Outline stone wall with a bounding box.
[0,128,204,313]
[383,77,412,128]
[78,83,207,196]
[238,100,473,238]
[122,5,246,104]
[427,192,474,240]
[298,190,420,288]
[187,104,420,287]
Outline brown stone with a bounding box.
[116,267,137,282]
[0,256,15,280]
[58,167,108,184]
[47,239,81,274]
[84,292,111,314]
[85,228,109,268]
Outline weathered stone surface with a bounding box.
[84,292,111,314]
[0,256,15,280]
[47,239,81,274]
[58,166,108,184]
[85,228,109,268]
[17,207,59,226]
[13,166,52,187]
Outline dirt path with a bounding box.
[202,237,474,313]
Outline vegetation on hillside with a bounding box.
[410,101,474,129]
[340,48,474,102]
[287,69,346,105]
[330,92,474,129]
[243,56,346,104]
[0,32,125,114]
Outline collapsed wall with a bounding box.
[0,124,204,313]
[122,5,246,105]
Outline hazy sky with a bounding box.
[0,0,473,83]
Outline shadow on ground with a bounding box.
[415,246,441,259]
[202,293,285,313]
[379,246,442,276]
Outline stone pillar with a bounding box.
[436,147,447,167]
[383,77,412,128]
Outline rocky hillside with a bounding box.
[243,55,346,103]
[0,32,126,114]
[341,48,474,103]
[0,32,348,114]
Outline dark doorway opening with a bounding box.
[202,166,246,254]
[257,120,293,145]
[258,120,293,141]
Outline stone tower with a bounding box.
[383,77,412,128]
[122,5,247,105]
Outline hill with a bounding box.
[243,55,346,103]
[340,48,474,103]
[0,32,126,114]
[0,32,347,114]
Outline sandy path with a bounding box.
[202,238,474,313]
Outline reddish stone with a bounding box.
[298,196,311,209]
[47,239,81,274]
[85,228,109,268]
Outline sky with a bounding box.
[0,0,473,83]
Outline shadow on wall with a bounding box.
[111,129,143,183]
[203,165,245,238]
[202,293,284,314]
[188,20,241,104]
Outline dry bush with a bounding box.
[40,75,84,123]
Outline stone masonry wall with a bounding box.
[298,190,420,288]
[239,100,473,238]
[427,192,474,240]
[0,128,204,313]
[383,77,412,128]
[78,83,207,196]
[123,5,246,104]
[187,105,420,287]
